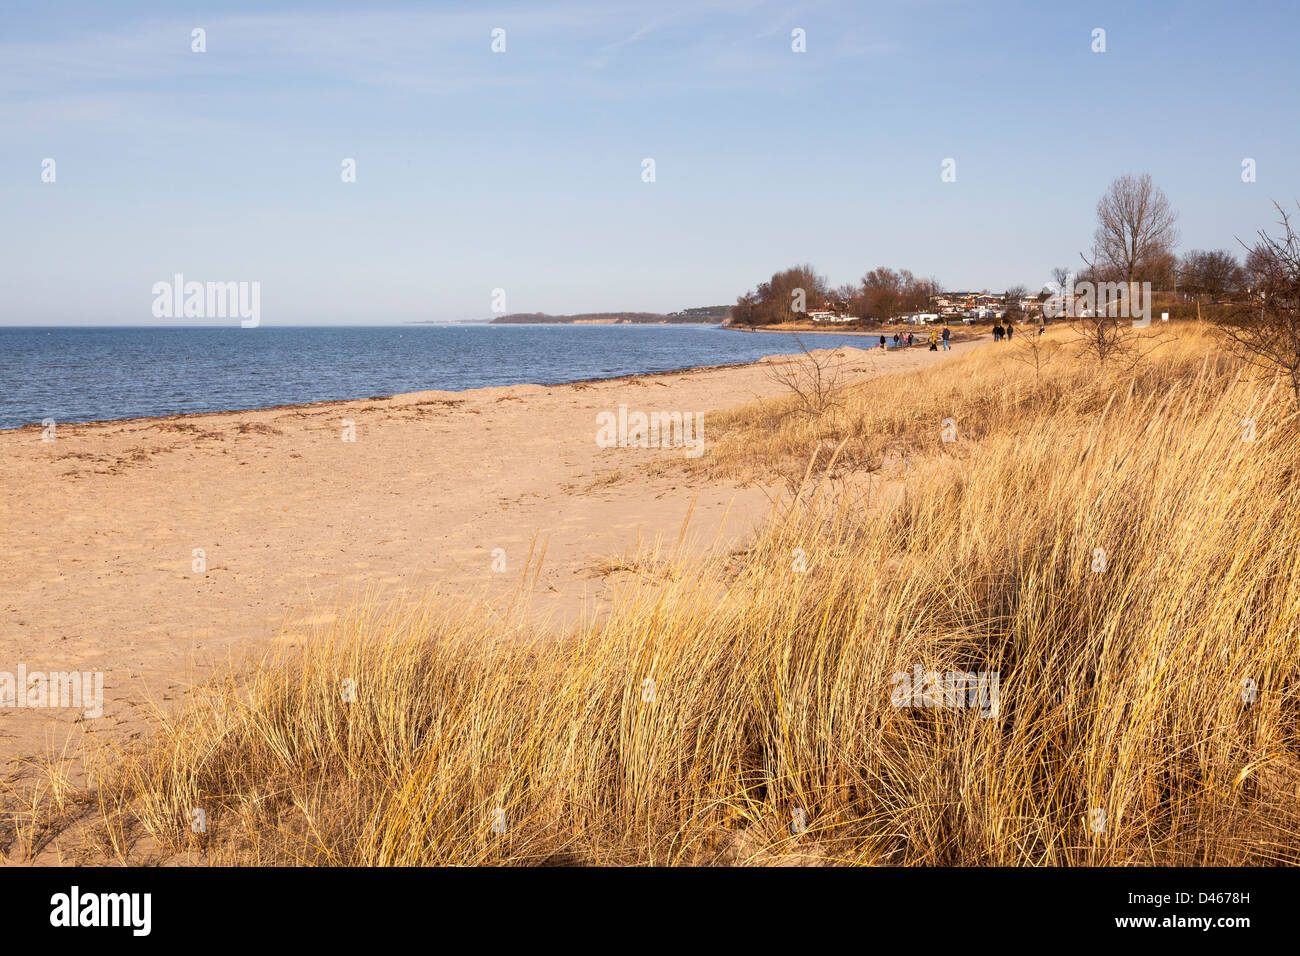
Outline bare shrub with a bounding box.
[764,335,847,417]
[1214,202,1300,410]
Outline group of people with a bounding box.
[928,325,951,351]
[875,329,946,351]
[994,317,1047,341]
[878,331,919,349]
[871,317,1054,353]
[872,318,1047,352]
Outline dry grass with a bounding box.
[14,326,1300,866]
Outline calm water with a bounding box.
[0,324,895,429]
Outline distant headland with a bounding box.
[487,305,731,325]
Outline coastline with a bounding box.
[0,335,924,435]
[0,354,788,435]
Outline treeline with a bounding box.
[731,177,1272,330]
[1178,249,1260,301]
[1069,174,1267,303]
[1070,248,1259,302]
[671,305,733,320]
[731,264,941,326]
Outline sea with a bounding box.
[0,324,896,430]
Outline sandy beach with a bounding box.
[0,339,982,768]
[4,0,1295,912]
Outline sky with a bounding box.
[1,0,1297,325]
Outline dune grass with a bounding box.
[22,326,1300,865]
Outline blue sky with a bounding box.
[2,0,1297,325]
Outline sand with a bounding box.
[0,337,983,766]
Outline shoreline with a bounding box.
[1,340,923,436]
[0,357,765,435]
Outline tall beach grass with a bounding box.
[22,327,1300,865]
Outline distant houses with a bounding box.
[931,290,1046,322]
[807,309,857,323]
[803,289,1041,325]
[941,292,1003,317]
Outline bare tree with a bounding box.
[851,267,937,320]
[1180,249,1244,303]
[829,283,858,316]
[1046,266,1075,322]
[1069,308,1175,369]
[1004,284,1029,323]
[1070,313,1137,368]
[855,267,903,320]
[1146,249,1179,292]
[1214,202,1300,410]
[1050,265,1074,290]
[926,276,944,305]
[1083,174,1179,292]
[765,335,847,416]
[732,264,828,327]
[1011,325,1057,385]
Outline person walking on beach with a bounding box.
[1005,321,1014,341]
[929,328,938,351]
[992,321,1001,342]
[879,334,886,350]
[941,324,951,351]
